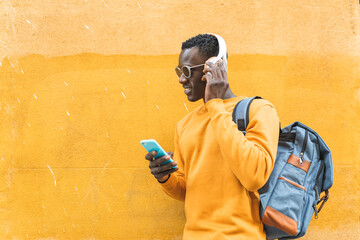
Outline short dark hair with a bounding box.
[181,34,219,60]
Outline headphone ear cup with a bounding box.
[206,57,219,66]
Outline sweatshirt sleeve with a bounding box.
[158,124,186,201]
[205,98,279,192]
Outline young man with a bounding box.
[145,34,279,239]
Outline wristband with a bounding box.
[158,174,171,183]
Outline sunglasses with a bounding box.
[175,64,205,78]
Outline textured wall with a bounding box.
[1,0,360,239]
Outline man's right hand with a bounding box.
[145,151,178,182]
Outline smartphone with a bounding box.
[140,139,175,167]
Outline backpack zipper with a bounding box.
[299,130,308,165]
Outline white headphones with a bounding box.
[207,33,228,72]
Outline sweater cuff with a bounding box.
[157,174,171,183]
[158,173,176,188]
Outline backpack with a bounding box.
[232,96,334,240]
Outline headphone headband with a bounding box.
[207,33,228,72]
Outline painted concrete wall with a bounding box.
[1,0,359,239]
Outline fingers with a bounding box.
[167,151,174,159]
[145,151,174,161]
[202,61,215,81]
[203,60,226,82]
[145,151,157,161]
[149,159,178,181]
[217,59,227,79]
[150,160,177,175]
[154,166,179,181]
[201,74,207,82]
[149,154,172,167]
[145,150,178,181]
[202,63,216,82]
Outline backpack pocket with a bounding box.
[281,154,310,186]
[280,128,313,187]
[262,176,307,238]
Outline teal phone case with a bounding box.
[140,139,174,166]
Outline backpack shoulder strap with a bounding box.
[232,96,262,134]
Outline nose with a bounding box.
[179,73,188,84]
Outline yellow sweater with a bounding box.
[160,96,279,240]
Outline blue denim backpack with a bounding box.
[232,96,333,239]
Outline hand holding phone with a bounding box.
[141,139,174,165]
[141,139,178,182]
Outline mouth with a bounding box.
[183,86,192,95]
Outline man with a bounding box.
[145,34,279,239]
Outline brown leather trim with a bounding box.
[287,154,311,172]
[278,177,306,192]
[262,206,298,236]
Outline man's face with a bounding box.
[177,47,207,102]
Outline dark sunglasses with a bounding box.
[175,64,205,78]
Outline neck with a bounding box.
[223,87,237,100]
[202,87,237,103]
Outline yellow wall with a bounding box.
[1,1,360,239]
